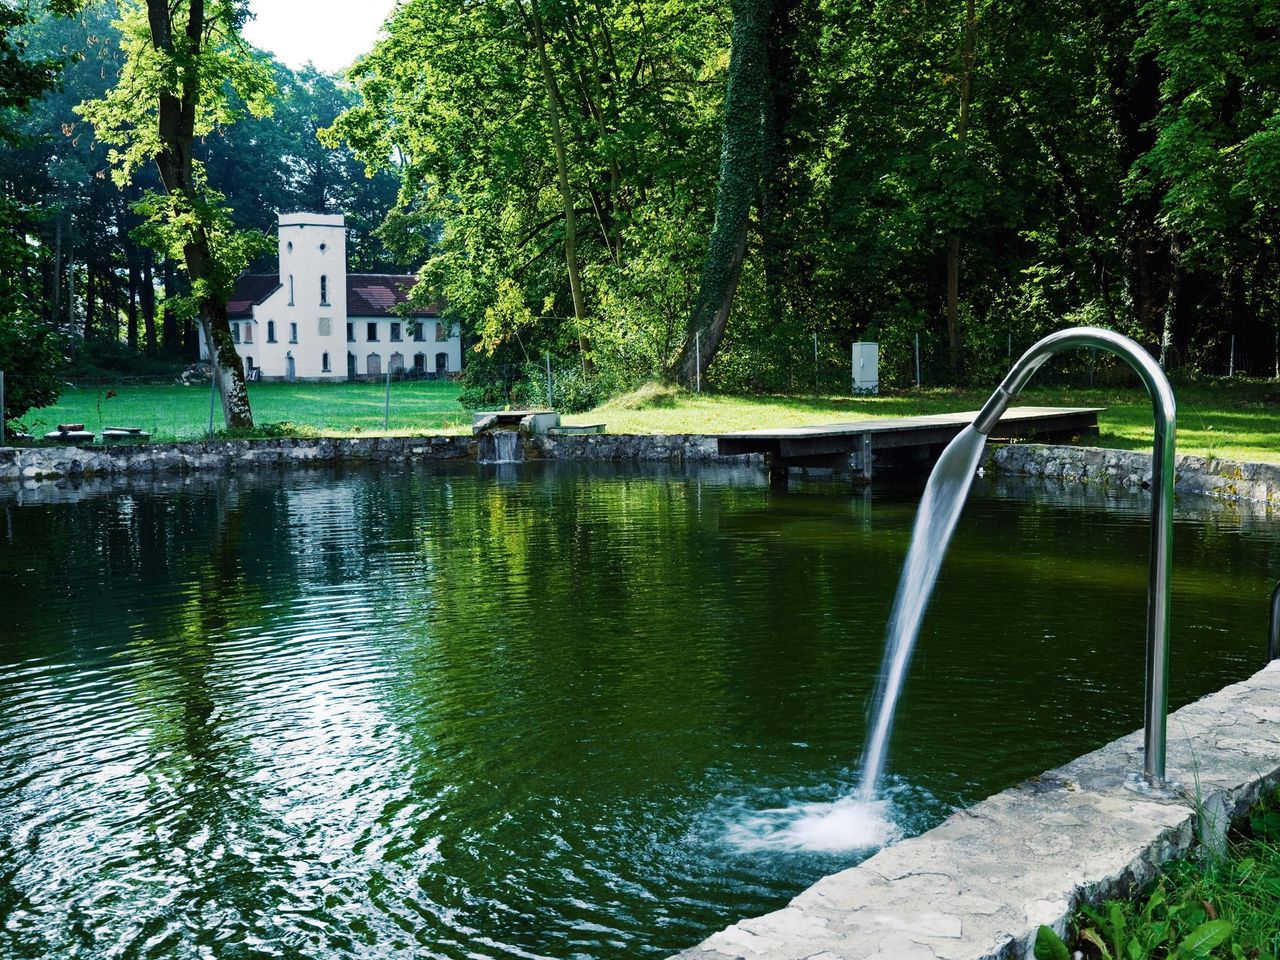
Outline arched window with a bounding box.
[322,351,331,372]
[267,320,276,343]
[390,352,404,373]
[320,275,328,305]
[366,353,381,376]
[288,275,295,305]
[435,352,448,373]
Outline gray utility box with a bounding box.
[852,342,879,394]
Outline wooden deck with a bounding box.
[717,406,1102,482]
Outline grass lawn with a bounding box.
[568,380,1280,464]
[25,379,470,441]
[22,377,1280,463]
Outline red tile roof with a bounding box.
[227,272,441,320]
[227,274,281,319]
[347,274,441,318]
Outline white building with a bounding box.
[205,212,462,381]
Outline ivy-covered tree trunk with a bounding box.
[526,0,592,371]
[674,0,770,387]
[143,0,252,427]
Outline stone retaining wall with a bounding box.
[990,443,1280,504]
[672,661,1280,960]
[0,433,758,481]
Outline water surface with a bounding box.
[0,463,1275,958]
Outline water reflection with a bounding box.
[0,463,1275,958]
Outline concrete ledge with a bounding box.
[671,662,1280,960]
[527,433,763,464]
[990,444,1280,505]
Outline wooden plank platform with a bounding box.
[717,406,1102,481]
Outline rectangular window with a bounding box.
[322,352,331,372]
[320,275,329,306]
[367,322,378,341]
[288,275,294,305]
[346,323,354,342]
[318,317,332,337]
[243,324,253,344]
[435,321,446,342]
[390,322,402,342]
[413,323,425,342]
[267,320,277,343]
[289,322,298,344]
[232,323,241,344]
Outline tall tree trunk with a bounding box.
[51,212,63,325]
[1114,50,1169,348]
[944,0,977,377]
[85,267,95,342]
[127,256,139,351]
[161,256,179,355]
[144,0,253,428]
[144,253,159,353]
[674,0,770,387]
[526,0,592,369]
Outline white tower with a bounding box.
[278,212,347,319]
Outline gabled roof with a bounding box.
[227,274,282,319]
[348,274,441,318]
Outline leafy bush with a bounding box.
[0,317,64,428]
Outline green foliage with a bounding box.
[1035,926,1071,960]
[0,315,64,426]
[1057,789,1280,960]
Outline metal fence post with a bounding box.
[208,360,217,440]
[384,363,392,430]
[695,332,701,393]
[813,332,819,392]
[545,353,553,407]
[914,333,921,387]
[0,370,5,447]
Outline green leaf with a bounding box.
[1034,925,1071,960]
[1173,919,1233,958]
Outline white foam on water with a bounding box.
[724,795,899,854]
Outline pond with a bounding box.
[0,463,1274,959]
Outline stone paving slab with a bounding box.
[671,662,1280,960]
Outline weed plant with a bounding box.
[1036,789,1280,959]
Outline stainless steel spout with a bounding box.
[974,327,1177,787]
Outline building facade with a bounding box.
[205,212,462,381]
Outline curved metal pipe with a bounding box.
[974,327,1177,787]
[1269,583,1280,663]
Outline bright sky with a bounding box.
[244,0,397,74]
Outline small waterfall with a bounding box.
[857,425,987,802]
[480,430,523,464]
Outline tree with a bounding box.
[78,0,273,429]
[673,0,770,387]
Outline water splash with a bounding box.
[857,425,987,802]
[724,794,899,854]
[479,431,523,464]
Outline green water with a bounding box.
[0,464,1274,959]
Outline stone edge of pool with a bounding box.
[669,660,1280,960]
[3,435,1280,506]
